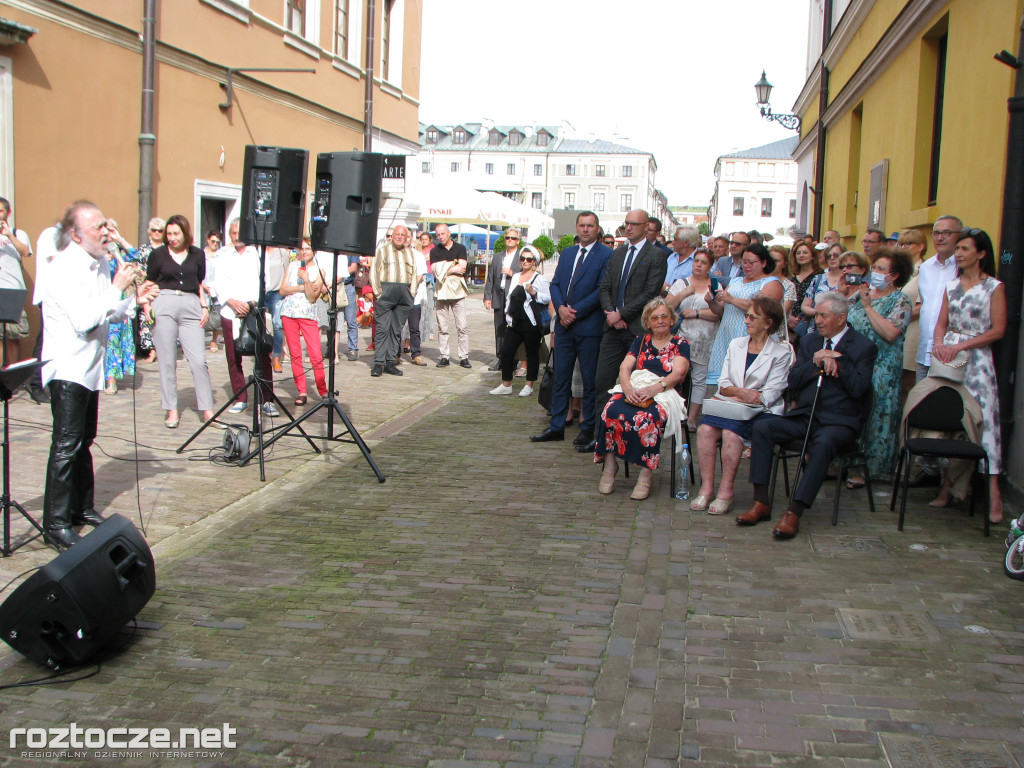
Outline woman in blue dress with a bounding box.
[595,299,690,501]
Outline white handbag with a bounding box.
[702,395,766,421]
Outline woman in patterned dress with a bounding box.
[280,237,329,405]
[102,220,140,394]
[785,239,820,339]
[136,217,165,363]
[845,248,914,485]
[595,299,690,501]
[931,228,1006,523]
[707,244,784,383]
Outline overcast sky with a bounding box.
[418,0,811,207]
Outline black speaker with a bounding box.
[0,514,155,670]
[240,145,309,248]
[310,152,383,255]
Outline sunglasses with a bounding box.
[961,227,983,237]
[840,263,859,269]
[150,228,164,233]
[520,256,535,263]
[506,236,520,241]
[729,240,748,246]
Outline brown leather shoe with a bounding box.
[735,501,771,526]
[772,510,800,539]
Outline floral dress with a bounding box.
[595,334,690,471]
[943,276,1002,474]
[848,289,912,478]
[708,275,780,384]
[104,246,140,381]
[136,243,156,354]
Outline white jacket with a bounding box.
[717,335,792,414]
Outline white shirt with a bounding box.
[0,228,30,291]
[916,253,958,366]
[41,242,135,390]
[33,227,59,306]
[264,247,290,293]
[824,325,849,350]
[214,246,261,322]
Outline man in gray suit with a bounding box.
[578,209,668,453]
[483,227,523,370]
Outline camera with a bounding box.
[844,273,865,286]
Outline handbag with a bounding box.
[537,354,555,413]
[928,350,969,382]
[702,395,765,421]
[233,303,273,357]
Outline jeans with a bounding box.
[343,283,359,352]
[43,380,98,528]
[265,289,284,357]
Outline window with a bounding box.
[758,162,775,178]
[509,130,522,147]
[334,0,349,57]
[622,165,632,178]
[761,198,773,217]
[450,161,459,172]
[507,163,515,175]
[725,162,734,176]
[620,193,632,211]
[426,128,439,144]
[381,0,395,81]
[421,161,430,173]
[564,192,575,209]
[286,0,305,34]
[485,163,494,175]
[733,197,744,216]
[928,31,948,205]
[536,131,550,147]
[595,165,605,177]
[453,128,466,144]
[566,164,576,176]
[489,130,502,146]
[789,199,797,218]
[533,164,542,176]
[531,192,542,209]
[594,192,605,212]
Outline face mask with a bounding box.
[868,271,889,290]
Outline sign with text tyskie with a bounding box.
[382,154,406,195]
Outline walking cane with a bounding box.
[788,369,825,506]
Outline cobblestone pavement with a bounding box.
[0,288,1020,768]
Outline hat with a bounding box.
[814,242,828,251]
[887,232,900,241]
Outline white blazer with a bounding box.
[717,335,792,414]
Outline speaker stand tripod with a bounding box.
[0,288,46,555]
[176,241,320,481]
[248,250,384,483]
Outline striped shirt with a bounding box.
[370,243,418,297]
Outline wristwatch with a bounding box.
[659,380,667,390]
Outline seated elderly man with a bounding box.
[736,291,877,539]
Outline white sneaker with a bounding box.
[262,402,280,417]
[227,402,247,414]
[518,385,534,397]
[489,384,513,395]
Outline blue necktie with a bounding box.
[566,247,587,302]
[616,246,636,310]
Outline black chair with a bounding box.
[768,390,875,526]
[890,385,989,536]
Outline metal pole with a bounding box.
[363,0,376,152]
[996,10,1024,457]
[138,0,156,245]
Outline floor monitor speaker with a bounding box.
[310,152,383,255]
[240,145,308,248]
[0,514,155,669]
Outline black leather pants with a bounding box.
[43,380,98,530]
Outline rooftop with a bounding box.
[718,136,798,162]
[419,122,650,155]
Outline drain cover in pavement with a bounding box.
[810,535,890,555]
[881,734,1017,768]
[837,609,942,642]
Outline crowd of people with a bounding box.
[1,196,1007,547]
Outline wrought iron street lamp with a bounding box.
[754,71,801,132]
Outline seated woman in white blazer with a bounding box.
[693,296,793,515]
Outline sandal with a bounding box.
[845,477,866,490]
[630,478,652,501]
[689,494,711,512]
[294,395,308,406]
[708,497,735,515]
[598,463,618,495]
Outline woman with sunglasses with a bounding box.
[202,230,224,352]
[489,245,549,397]
[801,243,844,322]
[931,227,1006,523]
[836,251,870,302]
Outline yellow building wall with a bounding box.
[817,0,1020,249]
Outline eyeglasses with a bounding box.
[961,227,982,237]
[209,239,221,245]
[505,236,519,241]
[520,256,535,263]
[870,265,891,274]
[744,312,760,320]
[840,263,859,269]
[729,240,747,246]
[861,238,881,245]
[932,229,958,237]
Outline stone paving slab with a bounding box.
[0,278,1020,767]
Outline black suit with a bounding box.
[483,248,522,357]
[593,241,668,416]
[749,325,877,511]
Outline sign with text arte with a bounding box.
[382,154,406,194]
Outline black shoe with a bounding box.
[436,358,450,368]
[383,362,403,376]
[459,358,472,369]
[907,470,940,488]
[72,509,105,527]
[575,439,597,453]
[529,428,564,443]
[45,527,81,549]
[573,430,594,447]
[28,386,50,404]
[371,363,383,377]
[487,363,501,372]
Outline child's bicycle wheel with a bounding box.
[1005,538,1024,580]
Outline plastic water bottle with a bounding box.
[675,444,691,500]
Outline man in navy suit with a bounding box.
[576,209,668,453]
[531,211,611,443]
[737,291,877,538]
